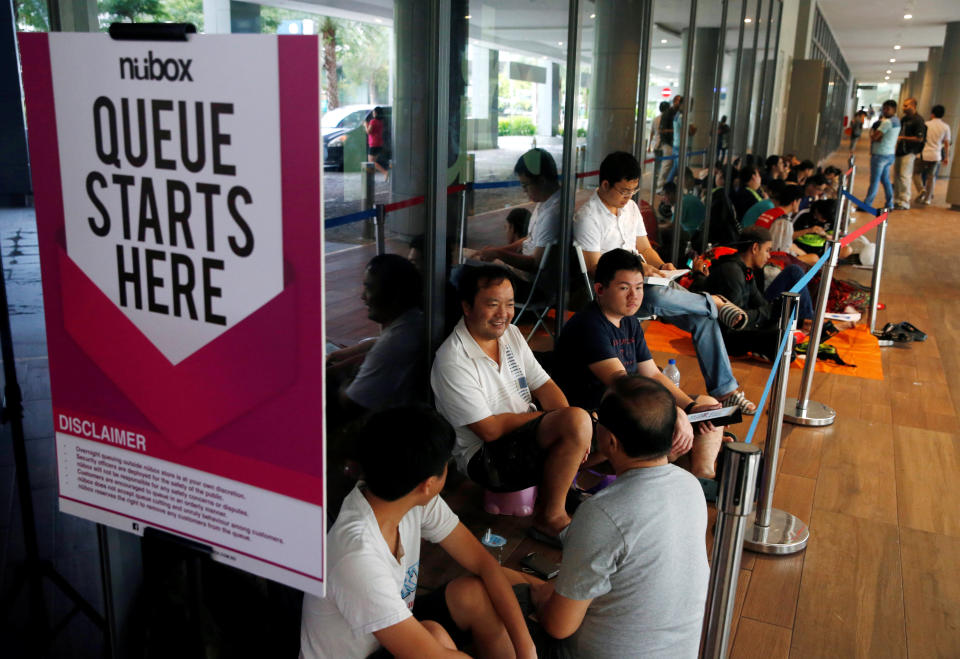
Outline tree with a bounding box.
[14,0,50,31]
[321,17,339,110]
[101,0,165,23]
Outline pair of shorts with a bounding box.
[467,415,545,492]
[368,146,383,156]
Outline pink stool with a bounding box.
[483,486,537,517]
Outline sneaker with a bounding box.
[893,204,909,210]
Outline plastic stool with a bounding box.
[483,486,537,517]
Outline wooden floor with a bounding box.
[418,141,960,657]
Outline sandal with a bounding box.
[879,322,911,343]
[719,389,757,416]
[896,321,927,342]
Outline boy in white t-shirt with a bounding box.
[300,407,535,659]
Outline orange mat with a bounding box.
[642,321,884,381]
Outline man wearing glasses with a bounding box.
[573,151,757,416]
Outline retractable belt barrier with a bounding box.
[324,149,710,229]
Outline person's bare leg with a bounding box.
[445,576,515,659]
[688,395,726,479]
[534,407,592,535]
[420,620,458,650]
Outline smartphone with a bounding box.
[520,552,560,580]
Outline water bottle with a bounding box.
[663,359,681,386]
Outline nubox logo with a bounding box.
[118,51,194,82]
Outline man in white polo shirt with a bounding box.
[573,151,756,416]
[432,265,592,547]
[913,104,951,205]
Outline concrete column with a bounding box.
[918,47,942,117]
[466,46,498,149]
[688,27,721,153]
[551,62,562,137]
[910,63,925,105]
[732,49,755,157]
[939,22,960,209]
[392,0,431,235]
[586,0,647,172]
[536,63,553,136]
[203,0,232,34]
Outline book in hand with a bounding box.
[824,311,861,322]
[644,269,690,286]
[685,405,743,426]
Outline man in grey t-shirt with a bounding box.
[535,375,709,658]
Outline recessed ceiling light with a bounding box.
[885,76,890,80]
[665,65,672,69]
[590,13,596,19]
[558,41,563,46]
[886,69,892,73]
[904,13,912,19]
[661,39,668,44]
[464,14,471,19]
[890,58,897,62]
[894,45,901,50]
[744,17,752,23]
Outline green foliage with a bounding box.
[14,0,50,31]
[100,0,164,23]
[498,116,536,136]
[96,0,202,30]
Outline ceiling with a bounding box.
[266,0,960,87]
[818,0,960,84]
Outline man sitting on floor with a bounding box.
[753,182,803,230]
[554,249,725,478]
[325,254,425,426]
[300,406,536,659]
[574,150,756,415]
[431,265,592,546]
[534,375,710,658]
[694,227,814,361]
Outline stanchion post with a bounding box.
[868,208,890,334]
[457,188,468,265]
[745,293,810,554]
[784,239,841,427]
[650,153,661,209]
[465,153,475,216]
[701,442,762,659]
[362,161,376,240]
[576,145,586,189]
[374,204,386,256]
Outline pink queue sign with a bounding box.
[19,32,327,596]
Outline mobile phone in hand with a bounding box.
[520,552,560,580]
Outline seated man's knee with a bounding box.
[783,264,805,279]
[554,407,592,446]
[421,620,457,649]
[445,576,488,621]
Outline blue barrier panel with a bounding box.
[841,190,878,216]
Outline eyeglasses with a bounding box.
[612,185,639,198]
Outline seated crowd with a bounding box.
[308,140,859,657]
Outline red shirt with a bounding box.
[366,118,384,148]
[754,207,786,229]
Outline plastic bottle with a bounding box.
[663,359,681,386]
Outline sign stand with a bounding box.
[0,232,108,653]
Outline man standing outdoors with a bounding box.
[657,95,681,191]
[863,100,902,210]
[431,266,592,547]
[893,97,926,210]
[913,104,951,205]
[534,376,710,658]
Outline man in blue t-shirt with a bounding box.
[863,99,902,209]
[555,249,726,479]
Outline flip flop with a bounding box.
[526,526,563,550]
[896,321,926,342]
